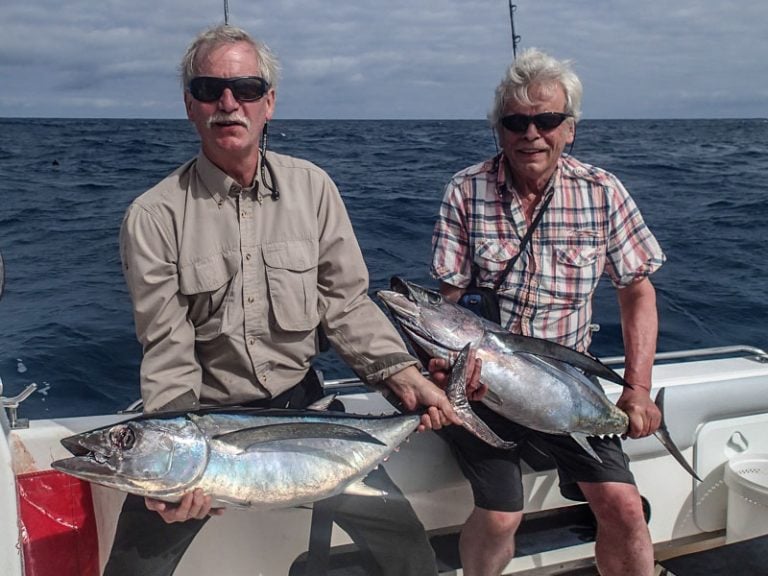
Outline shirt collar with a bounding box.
[196,152,261,204]
[494,152,561,200]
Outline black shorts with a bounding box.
[439,403,635,512]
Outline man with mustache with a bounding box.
[430,49,665,576]
[107,23,471,576]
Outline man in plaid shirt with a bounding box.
[431,49,665,576]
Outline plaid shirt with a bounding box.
[431,153,665,353]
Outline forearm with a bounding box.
[618,278,658,394]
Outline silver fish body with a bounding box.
[476,330,628,436]
[378,284,627,442]
[379,278,700,480]
[51,409,420,509]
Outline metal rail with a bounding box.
[600,344,768,367]
[111,344,768,414]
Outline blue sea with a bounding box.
[1,118,767,418]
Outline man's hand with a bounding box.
[385,365,458,431]
[616,386,661,439]
[385,351,486,431]
[144,488,225,524]
[427,353,486,402]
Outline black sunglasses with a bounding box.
[188,76,270,103]
[501,112,573,133]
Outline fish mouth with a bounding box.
[55,429,120,475]
[376,290,432,340]
[388,276,443,306]
[377,290,419,318]
[61,433,99,457]
[60,426,121,459]
[51,455,119,478]
[377,288,452,359]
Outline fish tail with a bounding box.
[654,388,701,481]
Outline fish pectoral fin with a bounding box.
[460,414,517,450]
[491,331,628,387]
[570,433,603,463]
[213,422,386,452]
[213,497,250,509]
[341,478,388,498]
[446,344,516,450]
[483,388,504,407]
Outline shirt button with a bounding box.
[247,296,255,304]
[248,338,256,346]
[245,253,252,260]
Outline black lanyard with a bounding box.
[489,189,554,291]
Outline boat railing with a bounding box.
[83,344,768,416]
[321,345,768,391]
[600,344,768,367]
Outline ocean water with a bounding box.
[1,117,767,418]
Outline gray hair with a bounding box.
[488,48,582,137]
[179,24,280,91]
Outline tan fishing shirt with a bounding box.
[120,151,416,413]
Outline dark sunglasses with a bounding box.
[188,76,270,103]
[501,112,573,133]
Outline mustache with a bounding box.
[206,113,251,130]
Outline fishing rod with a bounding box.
[223,0,229,24]
[509,1,521,59]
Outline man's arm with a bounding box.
[616,277,661,438]
[385,356,485,431]
[120,204,203,414]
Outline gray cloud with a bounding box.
[1,0,766,118]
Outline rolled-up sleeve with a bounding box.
[604,179,666,287]
[120,204,202,413]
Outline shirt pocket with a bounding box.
[263,239,320,332]
[551,228,603,300]
[473,238,520,285]
[178,251,242,342]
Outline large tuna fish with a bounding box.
[51,407,420,509]
[378,277,699,480]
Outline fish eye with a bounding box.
[427,293,442,305]
[110,425,136,450]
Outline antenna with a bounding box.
[223,0,230,24]
[508,1,521,59]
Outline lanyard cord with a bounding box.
[490,189,554,291]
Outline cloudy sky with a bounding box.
[2,0,766,120]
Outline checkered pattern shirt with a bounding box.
[431,153,666,353]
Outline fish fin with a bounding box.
[517,352,607,398]
[213,422,386,452]
[482,388,505,408]
[342,479,388,498]
[307,395,337,411]
[490,331,629,387]
[653,388,701,481]
[447,344,516,450]
[213,497,251,509]
[570,432,603,463]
